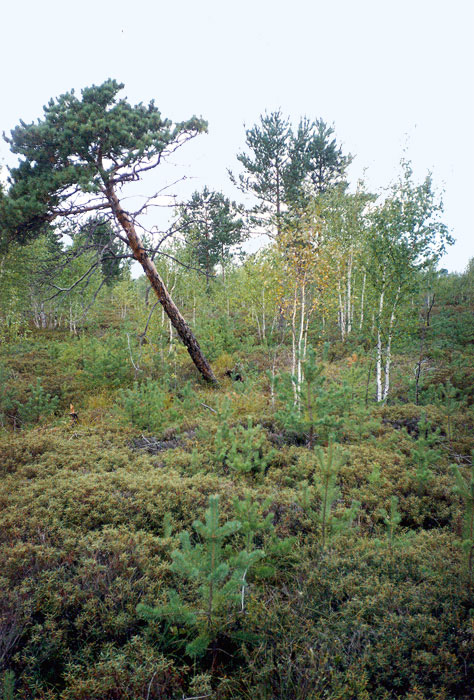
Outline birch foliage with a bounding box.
[366,162,452,401]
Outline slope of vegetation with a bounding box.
[1,83,473,699]
[0,259,473,700]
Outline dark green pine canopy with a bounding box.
[1,79,207,247]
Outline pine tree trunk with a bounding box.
[105,184,217,383]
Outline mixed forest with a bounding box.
[1,80,474,699]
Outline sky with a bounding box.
[1,0,473,272]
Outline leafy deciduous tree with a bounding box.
[367,163,452,401]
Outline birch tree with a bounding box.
[367,162,452,401]
[320,186,373,341]
[277,205,333,406]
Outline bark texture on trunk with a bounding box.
[106,185,217,384]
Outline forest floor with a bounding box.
[1,297,474,700]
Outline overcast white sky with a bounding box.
[1,0,472,271]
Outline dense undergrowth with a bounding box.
[1,281,474,700]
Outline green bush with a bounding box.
[14,379,59,426]
[120,380,177,432]
[0,365,17,427]
[81,336,132,388]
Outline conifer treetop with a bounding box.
[2,79,207,245]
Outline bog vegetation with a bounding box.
[0,81,473,699]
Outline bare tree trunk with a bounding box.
[291,285,298,405]
[382,287,400,402]
[337,279,345,341]
[359,272,366,330]
[106,185,217,383]
[346,254,352,335]
[376,288,385,402]
[297,282,306,394]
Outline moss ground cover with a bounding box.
[1,290,474,700]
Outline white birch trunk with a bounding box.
[303,313,310,363]
[346,254,353,335]
[270,310,277,336]
[296,282,306,394]
[291,285,298,405]
[359,272,366,330]
[337,279,345,341]
[382,287,400,401]
[168,277,176,352]
[253,306,262,342]
[376,288,385,402]
[40,302,47,329]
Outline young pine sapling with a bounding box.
[411,414,442,494]
[297,441,359,549]
[137,495,264,659]
[452,456,474,595]
[379,495,402,558]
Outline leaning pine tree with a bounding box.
[0,80,216,382]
